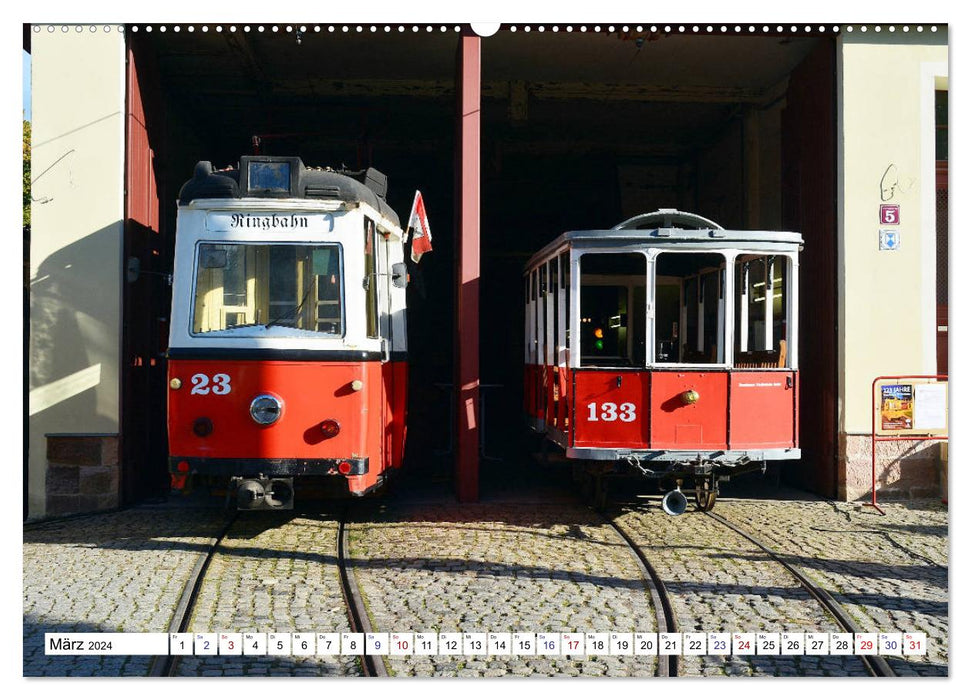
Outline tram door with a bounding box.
[573,252,649,448]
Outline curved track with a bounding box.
[147,514,238,677]
[705,510,896,678]
[599,511,680,677]
[338,506,388,677]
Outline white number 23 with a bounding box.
[190,373,232,395]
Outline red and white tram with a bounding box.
[524,209,802,513]
[167,157,409,508]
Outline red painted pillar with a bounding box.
[455,31,481,502]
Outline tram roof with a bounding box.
[525,226,804,271]
[178,156,401,228]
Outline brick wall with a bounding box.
[45,434,120,516]
[839,433,945,501]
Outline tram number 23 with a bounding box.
[191,373,232,395]
[586,402,637,423]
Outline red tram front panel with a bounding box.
[537,367,798,452]
[728,371,797,448]
[649,371,729,450]
[573,371,650,448]
[168,359,405,493]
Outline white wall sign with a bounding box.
[914,383,947,431]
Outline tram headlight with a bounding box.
[250,394,283,425]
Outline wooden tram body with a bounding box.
[167,157,409,508]
[524,210,803,512]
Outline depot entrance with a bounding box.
[122,26,837,504]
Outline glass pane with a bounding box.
[703,270,719,360]
[193,242,342,336]
[248,161,290,193]
[365,225,378,338]
[936,90,948,161]
[771,257,787,354]
[579,253,646,367]
[747,258,766,350]
[654,282,680,362]
[734,255,787,367]
[654,252,725,364]
[561,252,571,340]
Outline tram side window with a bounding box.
[734,255,788,367]
[561,251,570,349]
[364,224,379,338]
[654,252,726,364]
[192,243,343,336]
[579,253,646,367]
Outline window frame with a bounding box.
[189,240,346,339]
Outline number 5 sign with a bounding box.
[880,204,900,225]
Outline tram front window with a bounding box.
[192,242,343,336]
[579,253,646,367]
[654,252,726,364]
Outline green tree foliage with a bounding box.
[23,120,30,228]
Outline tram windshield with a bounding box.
[192,242,343,336]
[654,252,725,364]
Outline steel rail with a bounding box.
[705,510,896,678]
[337,505,388,677]
[147,513,238,677]
[599,510,680,677]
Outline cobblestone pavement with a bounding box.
[22,480,949,679]
[611,500,870,677]
[348,501,660,677]
[714,492,948,676]
[23,507,227,676]
[175,509,360,677]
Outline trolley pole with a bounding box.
[454,30,481,502]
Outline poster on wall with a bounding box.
[880,384,914,430]
[914,383,948,432]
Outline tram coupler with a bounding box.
[231,476,294,510]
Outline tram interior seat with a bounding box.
[680,345,716,364]
[735,339,787,368]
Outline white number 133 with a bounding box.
[587,402,636,422]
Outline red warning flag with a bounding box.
[408,190,432,263]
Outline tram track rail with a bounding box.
[338,505,388,677]
[704,510,896,678]
[147,513,239,677]
[598,510,680,677]
[147,505,385,677]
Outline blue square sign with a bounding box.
[879,229,901,250]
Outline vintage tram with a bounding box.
[167,156,409,509]
[524,209,802,513]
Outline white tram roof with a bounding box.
[525,209,803,271]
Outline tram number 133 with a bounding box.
[586,402,637,423]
